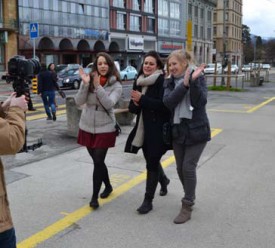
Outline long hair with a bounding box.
[91,52,121,82]
[138,50,164,77]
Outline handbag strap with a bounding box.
[96,96,113,122]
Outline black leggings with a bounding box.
[87,147,111,199]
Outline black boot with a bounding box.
[100,185,113,199]
[52,112,56,121]
[100,165,113,199]
[89,197,99,209]
[159,164,170,196]
[137,171,159,214]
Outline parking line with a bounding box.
[17,129,222,248]
[246,96,275,113]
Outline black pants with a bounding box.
[87,147,111,199]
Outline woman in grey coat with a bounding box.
[75,52,122,209]
[163,49,211,224]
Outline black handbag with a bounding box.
[58,90,66,99]
[162,122,172,145]
[97,97,121,136]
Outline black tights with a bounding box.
[87,147,111,199]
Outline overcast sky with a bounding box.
[243,0,275,38]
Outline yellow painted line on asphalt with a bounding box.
[209,96,275,114]
[17,128,222,248]
[26,110,66,121]
[209,109,246,113]
[246,96,275,113]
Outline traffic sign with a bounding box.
[30,23,39,39]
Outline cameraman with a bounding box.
[0,93,27,247]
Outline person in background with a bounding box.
[125,51,171,214]
[74,52,122,209]
[48,63,58,109]
[38,63,59,121]
[163,49,211,224]
[0,93,28,248]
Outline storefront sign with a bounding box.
[129,37,144,50]
[158,41,184,53]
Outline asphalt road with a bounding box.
[1,72,275,247]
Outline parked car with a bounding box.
[57,67,90,89]
[242,64,252,72]
[120,66,138,80]
[57,64,80,76]
[262,64,271,70]
[203,63,222,74]
[224,64,239,74]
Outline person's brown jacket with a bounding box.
[0,105,25,233]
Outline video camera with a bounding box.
[4,55,41,96]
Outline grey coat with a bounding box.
[74,76,122,134]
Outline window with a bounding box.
[144,0,154,13]
[194,24,198,38]
[200,8,204,19]
[132,0,140,11]
[158,0,168,17]
[170,2,180,19]
[158,18,168,35]
[200,26,204,39]
[213,13,217,22]
[194,6,198,18]
[170,20,180,36]
[130,15,140,32]
[113,0,124,8]
[117,12,126,30]
[147,17,155,33]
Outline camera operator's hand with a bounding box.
[10,95,28,112]
[1,92,17,111]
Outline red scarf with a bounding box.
[100,76,107,86]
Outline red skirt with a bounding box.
[77,129,116,148]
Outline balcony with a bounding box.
[0,18,18,31]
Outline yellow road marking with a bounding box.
[26,110,66,121]
[208,96,275,114]
[246,96,275,113]
[18,128,222,247]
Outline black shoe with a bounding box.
[46,116,52,120]
[29,108,36,111]
[89,198,99,209]
[52,113,56,121]
[137,199,153,214]
[160,178,170,196]
[100,186,113,199]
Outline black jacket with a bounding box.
[38,69,59,94]
[163,75,211,145]
[124,74,171,156]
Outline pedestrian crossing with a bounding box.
[26,103,66,121]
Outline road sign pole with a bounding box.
[33,39,36,59]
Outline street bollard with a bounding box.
[32,77,38,94]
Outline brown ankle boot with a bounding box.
[173,200,193,224]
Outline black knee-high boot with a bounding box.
[159,164,170,196]
[137,171,159,214]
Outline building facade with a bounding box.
[18,0,109,67]
[213,0,242,66]
[186,0,217,64]
[0,0,18,72]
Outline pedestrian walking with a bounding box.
[74,52,122,209]
[0,92,28,248]
[125,51,171,214]
[163,49,211,224]
[47,63,59,109]
[38,63,59,121]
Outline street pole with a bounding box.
[221,0,226,85]
[33,39,36,59]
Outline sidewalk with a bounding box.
[4,80,275,247]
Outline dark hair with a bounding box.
[47,63,55,71]
[138,50,164,77]
[91,52,121,82]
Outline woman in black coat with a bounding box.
[125,51,171,214]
